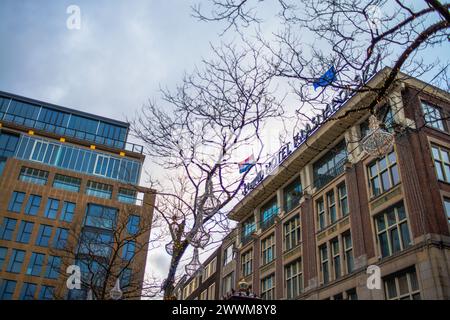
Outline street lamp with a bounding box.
[110,278,123,300]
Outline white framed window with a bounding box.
[421,101,445,131]
[207,283,216,300]
[331,237,341,280]
[285,259,302,299]
[241,250,253,277]
[203,257,217,280]
[261,234,275,265]
[431,145,450,182]
[223,245,234,266]
[284,215,301,251]
[384,268,421,300]
[368,151,400,197]
[261,274,275,300]
[375,202,411,258]
[444,197,450,223]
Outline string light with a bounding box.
[361,114,395,157]
[185,248,204,276]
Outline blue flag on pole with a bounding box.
[313,66,336,90]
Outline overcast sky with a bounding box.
[0,0,235,290]
[1,0,448,298]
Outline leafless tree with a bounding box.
[51,201,162,300]
[130,42,283,299]
[194,0,449,127]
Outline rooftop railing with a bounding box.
[0,113,144,154]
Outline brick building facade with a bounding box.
[226,69,450,300]
[0,91,155,300]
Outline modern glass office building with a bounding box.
[0,91,155,300]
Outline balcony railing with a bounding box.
[241,233,254,246]
[260,213,278,231]
[0,113,144,154]
[313,158,347,190]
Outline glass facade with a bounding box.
[14,135,141,184]
[0,95,128,149]
[0,132,19,157]
[313,140,347,190]
[283,178,302,213]
[260,197,279,230]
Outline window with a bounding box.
[284,215,301,251]
[86,180,113,199]
[222,272,234,296]
[283,178,302,213]
[208,283,216,300]
[223,245,234,266]
[0,132,19,157]
[127,215,140,235]
[200,289,208,300]
[53,228,69,249]
[327,190,337,224]
[122,240,136,260]
[346,288,358,300]
[36,225,53,247]
[20,282,37,300]
[241,216,255,244]
[118,188,138,204]
[261,234,275,265]
[25,195,42,216]
[285,260,302,299]
[0,247,7,271]
[375,202,411,258]
[343,232,354,273]
[0,157,6,177]
[0,280,17,300]
[431,145,450,183]
[260,197,279,230]
[39,285,55,300]
[60,202,76,222]
[368,151,400,197]
[444,198,450,223]
[261,274,275,300]
[79,229,113,258]
[317,198,326,230]
[319,244,329,284]
[203,258,217,280]
[338,183,349,216]
[45,256,61,279]
[15,135,141,184]
[44,198,60,220]
[27,252,45,276]
[18,167,48,185]
[121,268,132,288]
[421,101,445,131]
[331,238,341,279]
[313,140,347,189]
[241,250,253,277]
[382,106,395,132]
[7,249,26,273]
[8,191,25,213]
[333,293,344,300]
[16,220,34,244]
[53,174,81,192]
[0,217,17,240]
[84,203,117,230]
[384,268,421,300]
